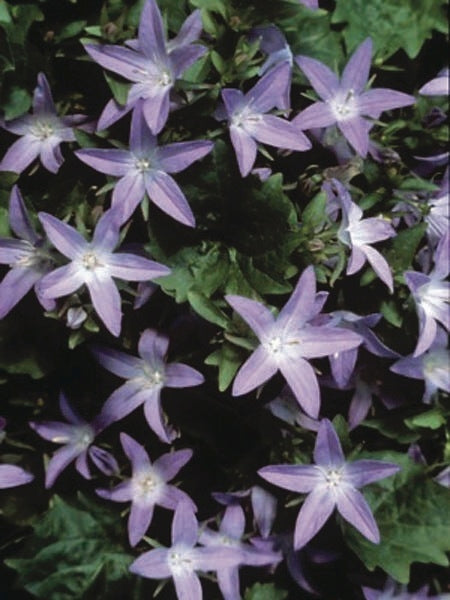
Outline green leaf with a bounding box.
[2,85,31,120]
[205,342,244,391]
[6,494,134,600]
[343,453,450,582]
[187,290,230,328]
[385,223,426,274]
[301,191,327,232]
[104,72,130,106]
[380,299,403,328]
[244,582,288,600]
[404,407,446,430]
[332,0,448,59]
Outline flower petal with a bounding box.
[173,572,203,600]
[40,138,64,173]
[45,444,81,488]
[138,328,169,363]
[146,171,195,226]
[165,363,204,388]
[86,273,122,337]
[245,62,291,113]
[111,173,146,224]
[34,73,57,114]
[75,148,132,176]
[361,244,394,292]
[292,101,336,130]
[0,465,34,489]
[143,395,175,443]
[154,449,193,481]
[336,486,380,543]
[9,186,38,243]
[120,432,152,472]
[107,252,171,281]
[341,38,373,94]
[225,295,274,339]
[129,500,155,546]
[359,89,415,118]
[247,114,311,151]
[99,382,149,426]
[232,346,277,396]
[37,263,85,299]
[91,345,141,379]
[229,125,257,177]
[345,460,400,488]
[38,212,86,258]
[293,486,335,549]
[84,43,152,82]
[129,547,171,579]
[138,0,166,60]
[157,140,213,173]
[277,265,316,329]
[141,89,171,135]
[295,56,340,100]
[0,267,42,319]
[172,500,198,546]
[0,135,41,174]
[221,504,246,539]
[313,418,345,467]
[278,356,321,418]
[258,464,322,493]
[337,117,371,157]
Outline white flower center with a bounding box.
[330,89,358,122]
[324,468,344,488]
[168,550,193,575]
[32,121,55,140]
[232,107,262,129]
[219,534,237,546]
[76,426,94,448]
[139,365,165,388]
[135,158,151,172]
[159,70,172,86]
[81,251,101,270]
[265,336,284,354]
[137,473,158,493]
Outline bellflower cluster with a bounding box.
[259,419,400,549]
[293,38,415,156]
[84,0,206,133]
[0,73,89,174]
[227,266,362,416]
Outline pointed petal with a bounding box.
[138,0,166,60]
[229,125,257,177]
[170,9,202,48]
[337,117,370,157]
[362,244,394,292]
[88,445,119,474]
[172,500,198,546]
[75,148,132,176]
[0,267,41,318]
[258,464,322,493]
[297,326,362,358]
[37,263,85,299]
[348,383,372,430]
[0,239,32,264]
[38,212,86,258]
[295,56,340,100]
[59,392,84,425]
[293,487,335,549]
[40,138,64,173]
[129,547,171,578]
[346,460,400,488]
[232,346,277,396]
[120,432,152,474]
[245,62,291,113]
[141,89,171,134]
[1,115,34,135]
[86,274,122,336]
[221,505,246,539]
[29,420,74,443]
[347,245,366,274]
[165,363,204,388]
[97,98,132,131]
[154,449,193,481]
[170,45,206,77]
[146,171,195,226]
[251,486,277,538]
[292,101,336,129]
[278,265,316,328]
[336,486,379,543]
[99,382,148,425]
[129,500,154,546]
[91,345,141,379]
[225,294,274,339]
[96,480,133,502]
[217,568,241,600]
[138,329,169,363]
[279,356,321,418]
[75,451,91,479]
[248,114,311,151]
[9,186,38,243]
[111,173,146,224]
[45,444,81,488]
[158,485,196,511]
[0,465,34,489]
[84,44,152,82]
[157,140,213,173]
[143,395,175,443]
[314,419,345,467]
[173,572,202,600]
[330,348,357,388]
[107,252,170,281]
[221,89,244,116]
[91,210,120,252]
[414,311,438,357]
[419,76,449,96]
[34,73,57,114]
[359,89,415,118]
[341,38,372,94]
[0,136,41,174]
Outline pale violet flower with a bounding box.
[0,73,89,174]
[37,210,170,336]
[259,418,400,549]
[419,68,449,96]
[96,433,195,547]
[0,418,34,489]
[293,38,415,156]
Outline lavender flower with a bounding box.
[293,38,415,156]
[129,501,240,600]
[405,232,449,356]
[226,266,362,417]
[259,418,400,549]
[76,102,212,226]
[424,168,449,246]
[92,328,204,443]
[36,209,170,336]
[29,393,118,488]
[0,73,88,174]
[84,0,206,133]
[330,179,396,291]
[0,418,34,489]
[390,327,450,403]
[0,186,55,318]
[199,503,281,600]
[96,433,195,547]
[299,0,319,7]
[220,62,311,177]
[419,69,449,96]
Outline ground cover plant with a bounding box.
[0,0,449,598]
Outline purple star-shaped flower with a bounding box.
[84,0,206,133]
[129,501,240,600]
[0,73,89,174]
[96,433,195,547]
[390,326,450,404]
[293,38,415,156]
[220,62,311,177]
[36,209,170,336]
[29,392,118,488]
[226,266,362,417]
[259,418,400,549]
[329,179,396,291]
[92,328,204,443]
[0,186,56,318]
[405,232,449,356]
[199,503,281,600]
[76,102,212,226]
